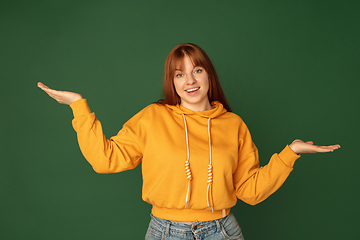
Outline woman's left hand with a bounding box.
[289,139,340,154]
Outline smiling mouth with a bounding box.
[185,87,200,93]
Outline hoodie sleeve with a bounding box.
[233,122,300,205]
[70,99,144,173]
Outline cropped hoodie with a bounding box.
[70,99,300,222]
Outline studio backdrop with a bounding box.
[1,1,359,239]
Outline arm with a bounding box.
[233,124,340,205]
[38,82,143,173]
[70,99,143,173]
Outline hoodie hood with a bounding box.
[165,101,228,119]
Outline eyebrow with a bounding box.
[174,65,202,72]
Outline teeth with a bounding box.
[186,87,200,93]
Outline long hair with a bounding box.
[157,43,231,112]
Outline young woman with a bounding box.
[38,43,340,240]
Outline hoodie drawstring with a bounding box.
[207,118,214,213]
[182,114,214,212]
[182,114,192,208]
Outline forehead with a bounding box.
[174,55,197,71]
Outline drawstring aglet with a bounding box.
[208,206,214,213]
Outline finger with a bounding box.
[305,141,314,145]
[40,88,63,102]
[327,145,341,151]
[320,144,341,150]
[42,89,58,98]
[311,146,333,153]
[39,85,59,95]
[38,82,56,93]
[37,82,50,90]
[46,92,60,100]
[315,145,340,152]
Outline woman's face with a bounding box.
[173,55,211,112]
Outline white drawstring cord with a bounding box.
[183,114,192,208]
[206,118,214,212]
[183,115,214,212]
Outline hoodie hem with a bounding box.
[151,206,231,222]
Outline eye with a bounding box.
[194,68,203,73]
[175,73,184,78]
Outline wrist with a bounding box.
[68,95,83,105]
[288,143,299,155]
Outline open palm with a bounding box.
[37,82,83,105]
[289,139,340,154]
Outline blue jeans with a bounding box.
[145,213,244,240]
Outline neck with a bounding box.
[180,101,212,112]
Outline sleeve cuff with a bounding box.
[70,99,91,118]
[278,145,301,168]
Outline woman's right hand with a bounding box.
[37,82,83,105]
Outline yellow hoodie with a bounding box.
[70,99,300,222]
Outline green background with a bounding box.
[1,1,359,239]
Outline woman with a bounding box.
[38,43,340,240]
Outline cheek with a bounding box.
[203,76,210,92]
[173,79,182,96]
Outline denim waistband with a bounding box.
[149,213,231,236]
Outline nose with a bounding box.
[185,74,197,85]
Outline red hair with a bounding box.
[158,43,232,112]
